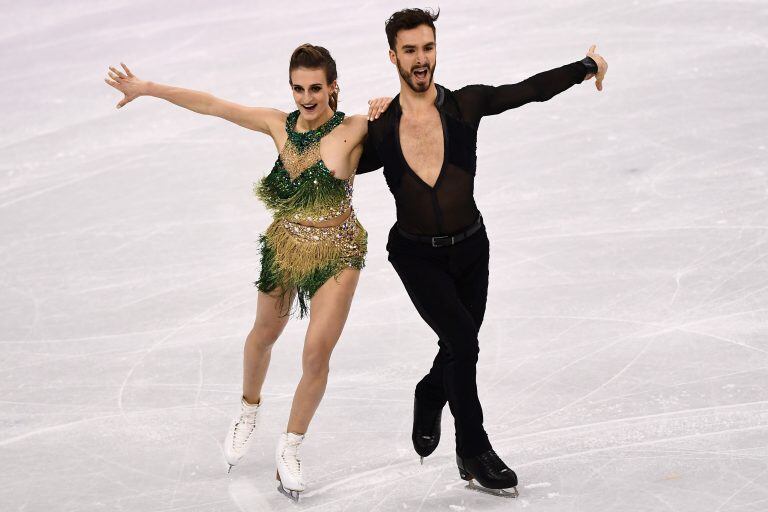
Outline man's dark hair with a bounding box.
[385,8,440,50]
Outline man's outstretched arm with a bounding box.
[469,45,608,118]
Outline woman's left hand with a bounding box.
[367,97,393,121]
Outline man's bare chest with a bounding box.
[398,113,444,183]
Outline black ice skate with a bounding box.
[456,450,518,498]
[412,396,443,464]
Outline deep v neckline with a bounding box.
[395,104,448,191]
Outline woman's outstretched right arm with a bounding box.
[104,62,283,135]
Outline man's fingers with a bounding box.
[368,99,381,120]
[108,71,122,82]
[596,77,603,91]
[589,44,596,54]
[120,62,134,77]
[367,97,392,119]
[104,77,120,89]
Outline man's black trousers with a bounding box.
[387,222,492,458]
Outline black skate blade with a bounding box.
[466,480,518,498]
[277,482,301,502]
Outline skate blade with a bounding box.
[227,464,233,474]
[277,482,301,502]
[466,480,518,498]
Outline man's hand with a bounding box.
[104,62,146,108]
[584,45,608,91]
[367,96,393,121]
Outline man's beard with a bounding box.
[396,57,435,93]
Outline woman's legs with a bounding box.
[286,268,360,434]
[242,289,295,404]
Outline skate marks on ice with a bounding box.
[284,401,768,509]
[228,478,276,512]
[464,480,519,499]
[2,0,768,510]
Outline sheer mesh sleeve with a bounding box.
[356,124,384,175]
[455,60,589,125]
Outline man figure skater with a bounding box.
[357,8,608,497]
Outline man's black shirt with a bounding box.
[357,59,592,236]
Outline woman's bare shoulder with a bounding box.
[265,108,289,128]
[340,114,368,135]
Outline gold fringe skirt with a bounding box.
[256,212,367,317]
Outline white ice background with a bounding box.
[1,1,768,511]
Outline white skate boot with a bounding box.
[275,432,306,502]
[223,397,261,473]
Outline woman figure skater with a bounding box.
[104,44,391,502]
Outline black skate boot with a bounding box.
[456,449,518,498]
[412,395,443,464]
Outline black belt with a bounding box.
[397,215,483,247]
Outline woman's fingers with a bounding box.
[104,77,121,89]
[588,44,596,54]
[109,66,127,79]
[103,65,134,108]
[110,65,126,78]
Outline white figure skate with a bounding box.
[223,397,261,473]
[275,432,306,502]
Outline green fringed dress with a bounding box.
[253,110,367,317]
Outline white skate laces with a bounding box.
[224,397,261,472]
[276,432,306,501]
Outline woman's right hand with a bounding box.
[103,63,282,135]
[104,62,146,108]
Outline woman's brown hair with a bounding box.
[289,44,339,111]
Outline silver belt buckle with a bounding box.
[431,235,454,247]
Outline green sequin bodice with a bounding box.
[254,110,352,223]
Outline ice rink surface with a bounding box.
[2,0,768,510]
